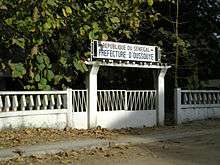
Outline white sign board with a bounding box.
[91,40,160,62]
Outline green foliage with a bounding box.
[2,0,216,90]
[0,0,161,90]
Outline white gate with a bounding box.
[97,90,157,128]
[71,90,157,129]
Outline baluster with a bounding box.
[203,93,207,104]
[208,93,212,104]
[36,95,41,110]
[50,95,55,110]
[28,95,34,110]
[0,96,3,112]
[56,95,62,109]
[213,93,217,104]
[42,95,48,110]
[183,93,188,104]
[193,93,198,104]
[189,93,193,104]
[4,95,11,112]
[20,95,27,111]
[198,93,203,104]
[12,95,18,111]
[217,93,220,104]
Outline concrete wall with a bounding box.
[0,89,158,130]
[0,110,68,130]
[177,108,220,123]
[175,88,220,124]
[97,110,156,129]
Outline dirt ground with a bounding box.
[1,119,220,149]
[1,119,220,165]
[1,131,220,165]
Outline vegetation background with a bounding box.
[0,0,219,91]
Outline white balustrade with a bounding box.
[180,90,220,108]
[0,91,68,112]
[175,89,220,124]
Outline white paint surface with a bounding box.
[97,110,156,129]
[175,88,220,124]
[0,110,67,129]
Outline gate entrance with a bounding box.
[85,40,171,128]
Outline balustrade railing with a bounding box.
[181,90,220,108]
[0,91,67,112]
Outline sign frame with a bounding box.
[91,40,161,63]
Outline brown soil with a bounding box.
[0,119,220,149]
[0,120,220,165]
[1,130,220,165]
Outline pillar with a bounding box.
[157,68,168,126]
[87,65,100,128]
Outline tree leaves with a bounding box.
[9,63,26,79]
[147,0,154,6]
[12,38,25,48]
[110,17,120,24]
[0,0,164,90]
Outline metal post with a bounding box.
[87,65,100,128]
[157,68,168,126]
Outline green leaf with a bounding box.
[10,63,26,78]
[59,57,67,65]
[65,6,72,15]
[80,62,88,72]
[54,75,63,85]
[89,31,99,40]
[62,8,67,17]
[35,74,41,82]
[147,0,154,6]
[104,2,111,8]
[37,63,46,71]
[110,17,120,23]
[92,22,99,31]
[36,56,44,64]
[5,18,14,25]
[12,38,25,48]
[43,56,50,66]
[32,7,40,21]
[40,78,47,85]
[102,33,108,41]
[64,76,71,82]
[47,70,54,81]
[44,85,51,91]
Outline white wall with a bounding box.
[97,110,156,129]
[0,110,68,130]
[175,88,220,124]
[178,108,220,123]
[72,112,87,129]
